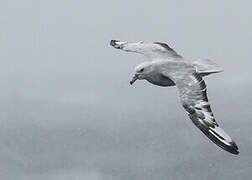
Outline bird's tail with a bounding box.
[191,117,239,155]
[193,59,223,76]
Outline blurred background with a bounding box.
[0,0,251,179]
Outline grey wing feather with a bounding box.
[162,68,239,154]
[110,40,183,60]
[178,73,218,127]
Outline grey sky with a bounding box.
[0,0,252,179]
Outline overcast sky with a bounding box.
[0,0,252,179]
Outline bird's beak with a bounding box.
[130,74,138,85]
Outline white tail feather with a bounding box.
[193,59,223,76]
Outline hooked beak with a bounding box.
[130,74,138,85]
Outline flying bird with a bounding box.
[110,40,239,155]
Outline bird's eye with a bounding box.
[140,68,144,72]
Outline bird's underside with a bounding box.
[110,40,239,154]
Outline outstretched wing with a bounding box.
[110,40,182,60]
[163,69,239,154]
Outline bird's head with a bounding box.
[130,62,154,85]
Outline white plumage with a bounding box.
[110,40,239,154]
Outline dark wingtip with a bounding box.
[233,150,239,155]
[190,118,240,155]
[110,40,117,46]
[229,149,239,155]
[229,142,239,155]
[110,40,123,49]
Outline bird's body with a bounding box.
[141,61,176,87]
[146,73,175,87]
[110,40,239,155]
